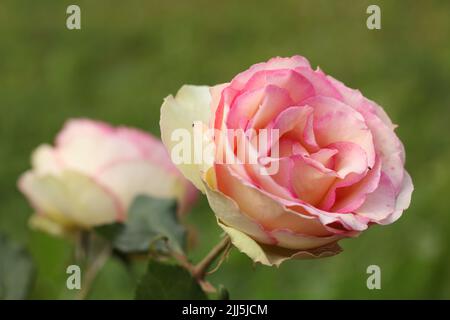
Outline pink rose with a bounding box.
[161,56,413,266]
[18,119,197,236]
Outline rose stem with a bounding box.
[192,235,231,280]
[76,243,110,300]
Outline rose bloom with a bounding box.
[18,119,197,237]
[161,56,413,266]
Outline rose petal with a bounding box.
[271,228,342,250]
[95,159,185,212]
[219,221,342,267]
[271,106,319,152]
[213,164,333,236]
[361,111,405,192]
[230,55,311,90]
[241,69,314,103]
[18,170,122,228]
[160,85,214,192]
[291,154,336,206]
[294,67,342,99]
[330,158,382,213]
[247,85,294,130]
[306,96,376,168]
[56,119,144,175]
[379,170,413,224]
[31,144,61,175]
[354,172,396,221]
[226,87,265,129]
[328,142,368,178]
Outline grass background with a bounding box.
[1,0,450,299]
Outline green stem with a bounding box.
[75,244,110,300]
[192,236,231,281]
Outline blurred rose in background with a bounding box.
[18,119,197,237]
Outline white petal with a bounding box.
[18,170,122,228]
[95,159,183,211]
[160,85,214,192]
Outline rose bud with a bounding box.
[160,56,413,266]
[18,119,197,237]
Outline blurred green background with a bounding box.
[1,0,450,299]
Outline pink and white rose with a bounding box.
[160,55,413,266]
[18,119,197,236]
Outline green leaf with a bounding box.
[135,260,207,300]
[0,233,35,299]
[95,222,125,242]
[98,195,187,255]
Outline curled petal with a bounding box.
[247,85,294,129]
[231,56,311,90]
[328,142,368,178]
[291,155,336,206]
[330,158,382,213]
[361,111,405,192]
[295,67,342,99]
[227,87,265,129]
[306,96,376,168]
[379,170,414,224]
[241,69,314,103]
[272,106,319,152]
[219,221,342,267]
[354,172,396,221]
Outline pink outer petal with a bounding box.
[325,75,405,192]
[230,56,311,90]
[379,170,413,224]
[239,69,315,103]
[354,172,396,221]
[326,75,396,130]
[294,67,342,100]
[360,111,405,192]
